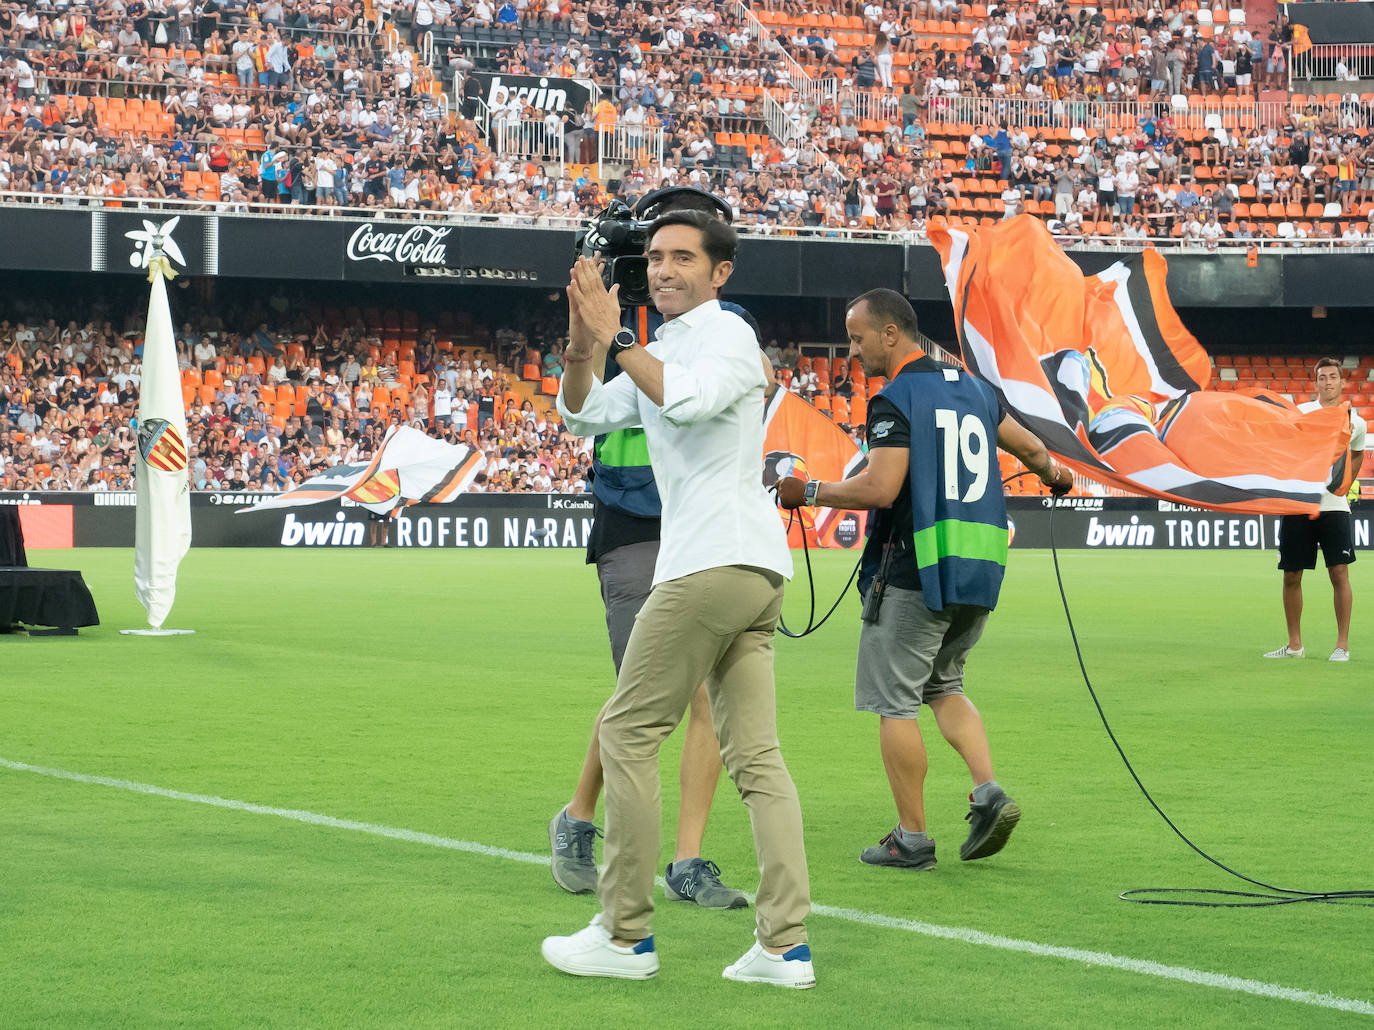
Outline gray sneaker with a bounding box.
[1263,644,1305,659]
[549,808,601,895]
[960,788,1021,861]
[664,858,749,910]
[860,828,937,869]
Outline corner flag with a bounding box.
[132,221,192,629]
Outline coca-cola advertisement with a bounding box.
[346,223,454,266]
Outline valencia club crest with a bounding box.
[137,417,188,473]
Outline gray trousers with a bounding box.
[596,539,658,673]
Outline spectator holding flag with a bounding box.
[1265,358,1366,662]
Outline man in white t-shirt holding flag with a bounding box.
[1266,357,1367,662]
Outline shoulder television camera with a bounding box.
[575,186,734,308]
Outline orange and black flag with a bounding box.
[762,389,869,548]
[1292,23,1313,55]
[239,426,486,514]
[929,216,1350,514]
[344,468,401,506]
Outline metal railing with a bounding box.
[471,96,491,137]
[762,91,808,143]
[847,86,903,126]
[596,122,664,175]
[575,77,601,107]
[1289,44,1374,87]
[0,191,1369,252]
[887,93,1374,132]
[728,0,836,116]
[491,118,565,174]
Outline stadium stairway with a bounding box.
[1246,0,1279,38]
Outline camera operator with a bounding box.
[548,188,764,911]
[543,208,814,987]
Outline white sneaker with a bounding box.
[1262,645,1305,658]
[541,914,658,980]
[1330,648,1351,662]
[722,940,816,989]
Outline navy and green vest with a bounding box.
[592,423,661,516]
[881,365,1009,611]
[590,306,665,517]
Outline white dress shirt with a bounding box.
[557,299,793,586]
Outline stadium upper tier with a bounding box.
[0,0,1372,244]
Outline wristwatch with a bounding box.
[608,328,637,358]
[803,479,821,506]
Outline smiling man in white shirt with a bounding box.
[542,210,814,989]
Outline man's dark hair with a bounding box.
[645,209,737,269]
[1314,356,1342,376]
[848,288,920,339]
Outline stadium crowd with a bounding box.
[0,0,1369,243]
[2,0,1369,492]
[0,289,875,493]
[0,296,611,493]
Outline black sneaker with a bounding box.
[960,788,1021,861]
[860,828,937,869]
[664,858,749,909]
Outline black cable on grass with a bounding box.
[775,473,1369,905]
[777,507,861,639]
[1046,503,1374,908]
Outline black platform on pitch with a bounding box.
[0,567,100,635]
[0,506,26,567]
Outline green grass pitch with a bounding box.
[2,546,1371,1029]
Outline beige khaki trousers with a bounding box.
[597,564,811,950]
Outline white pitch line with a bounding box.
[4,756,1372,1018]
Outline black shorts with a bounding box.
[1278,512,1357,571]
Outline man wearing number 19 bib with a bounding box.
[775,289,1073,872]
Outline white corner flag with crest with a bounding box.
[127,219,193,632]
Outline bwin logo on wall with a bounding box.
[281,511,364,547]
